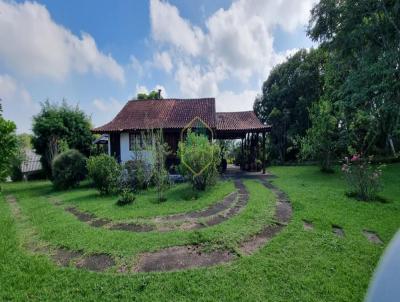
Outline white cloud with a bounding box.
[136,85,149,95]
[216,89,259,112]
[153,51,173,73]
[0,1,125,83]
[150,0,204,56]
[149,0,315,101]
[0,74,39,133]
[91,97,124,126]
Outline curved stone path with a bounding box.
[58,179,249,232]
[134,177,293,272]
[4,176,294,273]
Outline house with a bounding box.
[92,98,270,173]
[21,149,43,180]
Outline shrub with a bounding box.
[52,149,87,189]
[341,155,384,201]
[116,189,135,206]
[87,154,121,195]
[152,130,170,202]
[120,159,152,192]
[178,131,220,191]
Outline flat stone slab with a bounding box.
[51,249,82,267]
[303,220,314,231]
[135,246,237,272]
[90,218,111,227]
[240,224,284,255]
[76,253,115,272]
[332,225,345,237]
[109,223,155,232]
[65,207,96,222]
[363,230,383,244]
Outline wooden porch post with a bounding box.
[241,137,244,170]
[262,131,266,174]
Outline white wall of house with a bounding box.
[120,132,131,162]
[120,132,154,163]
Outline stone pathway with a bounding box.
[303,220,314,231]
[332,225,345,237]
[5,195,115,272]
[134,177,293,272]
[58,179,249,232]
[363,230,383,244]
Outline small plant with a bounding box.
[152,130,170,202]
[51,149,87,189]
[178,131,220,191]
[341,154,384,201]
[116,189,135,206]
[87,154,121,195]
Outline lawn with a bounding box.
[0,164,399,301]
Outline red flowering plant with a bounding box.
[341,154,384,201]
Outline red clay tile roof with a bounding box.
[92,98,269,133]
[92,98,216,132]
[216,111,270,131]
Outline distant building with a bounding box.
[21,149,42,180]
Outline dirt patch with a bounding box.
[65,207,96,222]
[158,191,239,223]
[6,195,17,204]
[363,230,383,244]
[135,245,236,272]
[109,223,155,232]
[90,218,111,227]
[76,253,115,272]
[303,220,314,231]
[51,249,83,267]
[239,224,284,255]
[275,201,292,224]
[332,225,345,237]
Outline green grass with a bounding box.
[50,180,235,220]
[0,164,399,301]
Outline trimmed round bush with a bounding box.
[87,154,121,195]
[116,189,136,206]
[52,149,87,189]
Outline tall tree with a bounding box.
[0,115,18,183]
[32,101,94,176]
[254,48,326,162]
[308,0,400,156]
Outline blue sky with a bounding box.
[0,0,315,133]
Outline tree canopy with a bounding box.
[32,101,94,176]
[137,90,163,100]
[307,0,400,156]
[254,48,326,162]
[0,107,18,182]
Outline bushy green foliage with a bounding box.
[52,150,87,189]
[0,115,18,183]
[32,101,94,177]
[301,99,340,172]
[308,0,400,156]
[137,90,163,100]
[254,48,326,162]
[342,155,384,201]
[87,154,121,195]
[116,189,136,206]
[178,132,220,191]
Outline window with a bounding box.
[129,132,153,151]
